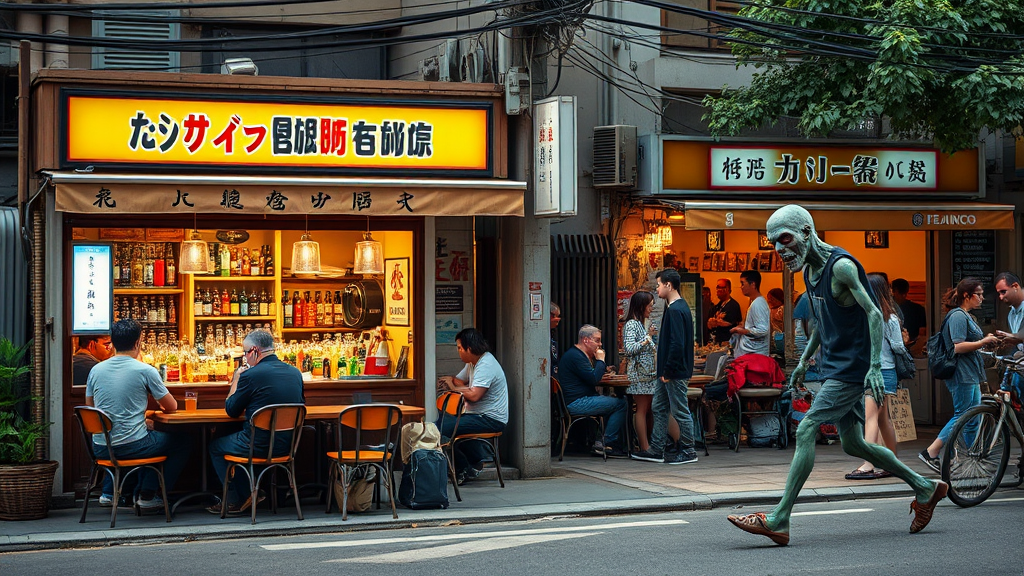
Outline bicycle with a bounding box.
[941,352,1024,507]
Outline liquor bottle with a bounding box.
[113,298,121,321]
[225,324,234,347]
[203,288,213,317]
[230,289,240,316]
[267,289,276,317]
[144,244,155,287]
[148,296,158,323]
[305,291,316,327]
[153,244,166,287]
[324,291,334,327]
[194,286,204,316]
[157,296,167,323]
[220,245,230,277]
[315,291,324,326]
[334,290,343,326]
[230,247,239,277]
[165,243,176,286]
[265,248,275,277]
[168,300,177,323]
[241,249,250,277]
[130,244,143,287]
[283,290,292,328]
[258,246,266,276]
[239,289,249,316]
[211,288,221,316]
[259,288,270,316]
[294,291,304,328]
[212,242,222,277]
[113,244,121,286]
[220,289,230,316]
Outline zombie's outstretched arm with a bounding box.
[833,258,884,405]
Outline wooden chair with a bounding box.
[325,404,402,521]
[218,403,307,524]
[436,391,465,502]
[74,406,171,528]
[552,378,606,462]
[686,384,710,457]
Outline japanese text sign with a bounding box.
[63,92,493,175]
[533,96,577,217]
[71,243,113,334]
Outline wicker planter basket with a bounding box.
[0,460,59,521]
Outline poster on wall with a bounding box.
[436,314,463,344]
[71,243,113,335]
[385,257,410,326]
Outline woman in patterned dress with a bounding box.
[622,291,677,453]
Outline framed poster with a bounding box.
[384,257,410,326]
[71,243,114,335]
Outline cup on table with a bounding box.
[184,391,198,411]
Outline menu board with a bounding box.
[951,230,996,323]
[71,243,113,334]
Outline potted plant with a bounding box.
[0,338,57,521]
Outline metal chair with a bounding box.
[325,404,402,521]
[732,387,785,452]
[74,406,171,528]
[552,378,606,462]
[218,403,307,524]
[436,391,465,502]
[686,384,710,457]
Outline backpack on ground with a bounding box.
[398,448,450,510]
[747,414,780,448]
[927,311,960,380]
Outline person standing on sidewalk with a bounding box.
[633,269,698,465]
[559,325,628,457]
[731,270,771,358]
[728,204,948,546]
[993,272,1024,403]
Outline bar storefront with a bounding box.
[34,70,525,494]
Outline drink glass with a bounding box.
[184,391,198,411]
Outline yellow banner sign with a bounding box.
[63,93,492,174]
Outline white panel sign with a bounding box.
[71,244,113,334]
[533,96,577,217]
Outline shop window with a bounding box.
[92,11,181,71]
[661,0,742,51]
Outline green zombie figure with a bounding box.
[727,205,947,546]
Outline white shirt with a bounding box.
[736,296,771,357]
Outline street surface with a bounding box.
[2,494,1021,576]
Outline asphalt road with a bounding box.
[3,494,1022,576]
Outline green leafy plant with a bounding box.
[0,338,48,465]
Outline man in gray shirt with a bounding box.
[86,319,191,510]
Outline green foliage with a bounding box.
[703,0,1024,152]
[0,339,47,465]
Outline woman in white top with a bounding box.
[621,291,677,454]
[847,274,909,480]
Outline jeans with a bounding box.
[209,431,292,504]
[650,378,694,454]
[435,413,505,473]
[937,380,982,444]
[567,395,627,446]
[94,430,192,497]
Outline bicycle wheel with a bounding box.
[941,405,1010,508]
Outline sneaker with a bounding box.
[665,449,699,465]
[98,494,131,508]
[605,447,628,458]
[630,449,664,463]
[463,466,482,482]
[918,449,941,474]
[135,495,165,511]
[456,470,467,486]
[591,441,606,456]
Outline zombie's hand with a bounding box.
[790,362,807,389]
[866,366,885,405]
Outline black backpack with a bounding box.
[927,310,962,380]
[398,448,449,510]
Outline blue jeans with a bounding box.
[209,431,293,504]
[94,430,192,497]
[567,394,627,447]
[937,381,982,444]
[436,413,505,473]
[650,378,694,454]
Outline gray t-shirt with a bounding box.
[946,308,985,386]
[456,352,509,424]
[736,296,771,358]
[85,355,170,446]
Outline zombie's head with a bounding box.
[766,205,818,272]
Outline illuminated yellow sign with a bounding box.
[63,93,492,174]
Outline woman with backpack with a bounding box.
[918,277,1000,473]
[621,291,678,455]
[846,274,908,480]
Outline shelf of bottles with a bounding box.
[114,294,179,344]
[111,241,183,344]
[188,241,277,347]
[281,288,356,332]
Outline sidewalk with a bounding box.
[0,430,978,552]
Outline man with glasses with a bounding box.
[73,334,113,386]
[208,329,304,515]
[558,324,628,457]
[993,272,1024,402]
[707,278,742,346]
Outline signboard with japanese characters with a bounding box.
[61,91,493,176]
[533,96,577,217]
[71,243,113,334]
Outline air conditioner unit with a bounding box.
[593,125,637,188]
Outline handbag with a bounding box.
[894,348,916,381]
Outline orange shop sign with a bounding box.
[61,91,493,175]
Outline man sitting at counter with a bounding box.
[208,329,305,516]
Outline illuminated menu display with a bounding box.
[71,244,113,334]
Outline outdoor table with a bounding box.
[598,374,633,454]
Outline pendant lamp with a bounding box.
[179,214,210,274]
[658,223,673,247]
[291,214,322,274]
[644,226,663,254]
[353,217,384,274]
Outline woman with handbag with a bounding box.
[847,274,911,480]
[918,278,1000,473]
[621,291,678,455]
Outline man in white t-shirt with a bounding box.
[731,270,771,357]
[437,328,508,485]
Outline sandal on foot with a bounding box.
[874,470,894,479]
[727,512,790,546]
[845,468,876,480]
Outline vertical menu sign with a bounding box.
[952,231,996,323]
[72,243,113,334]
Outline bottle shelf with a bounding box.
[114,288,184,295]
[193,276,275,282]
[282,276,361,284]
[195,315,276,321]
[281,326,356,333]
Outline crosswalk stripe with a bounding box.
[326,532,600,564]
[792,508,873,517]
[261,519,687,551]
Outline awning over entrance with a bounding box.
[44,172,526,217]
[665,200,1016,231]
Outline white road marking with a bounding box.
[261,518,687,551]
[981,497,1024,504]
[326,532,600,564]
[791,508,874,517]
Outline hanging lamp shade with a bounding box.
[179,230,210,274]
[658,224,673,247]
[644,231,663,254]
[291,232,322,274]
[353,231,384,274]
